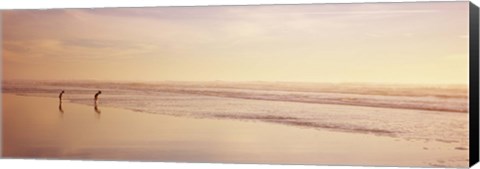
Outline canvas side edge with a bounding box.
[469,1,480,168]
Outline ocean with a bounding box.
[2,80,469,151]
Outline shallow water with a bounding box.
[2,81,469,165]
[2,94,469,167]
[2,81,469,142]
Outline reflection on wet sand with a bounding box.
[58,101,64,119]
[95,104,101,119]
[2,94,469,167]
[58,103,64,114]
[58,99,102,119]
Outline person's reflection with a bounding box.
[94,103,101,119]
[59,103,64,113]
[59,102,64,118]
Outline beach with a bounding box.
[2,2,472,168]
[2,92,469,167]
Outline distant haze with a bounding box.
[2,2,469,84]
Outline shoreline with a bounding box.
[2,81,468,113]
[2,94,469,167]
[7,91,469,141]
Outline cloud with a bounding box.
[4,38,161,63]
[1,1,470,83]
[63,38,135,49]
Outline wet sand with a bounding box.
[2,94,468,167]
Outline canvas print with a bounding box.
[1,1,473,168]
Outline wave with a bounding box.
[3,80,468,113]
[2,80,469,146]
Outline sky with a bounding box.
[1,2,470,84]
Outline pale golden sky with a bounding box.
[2,2,470,84]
